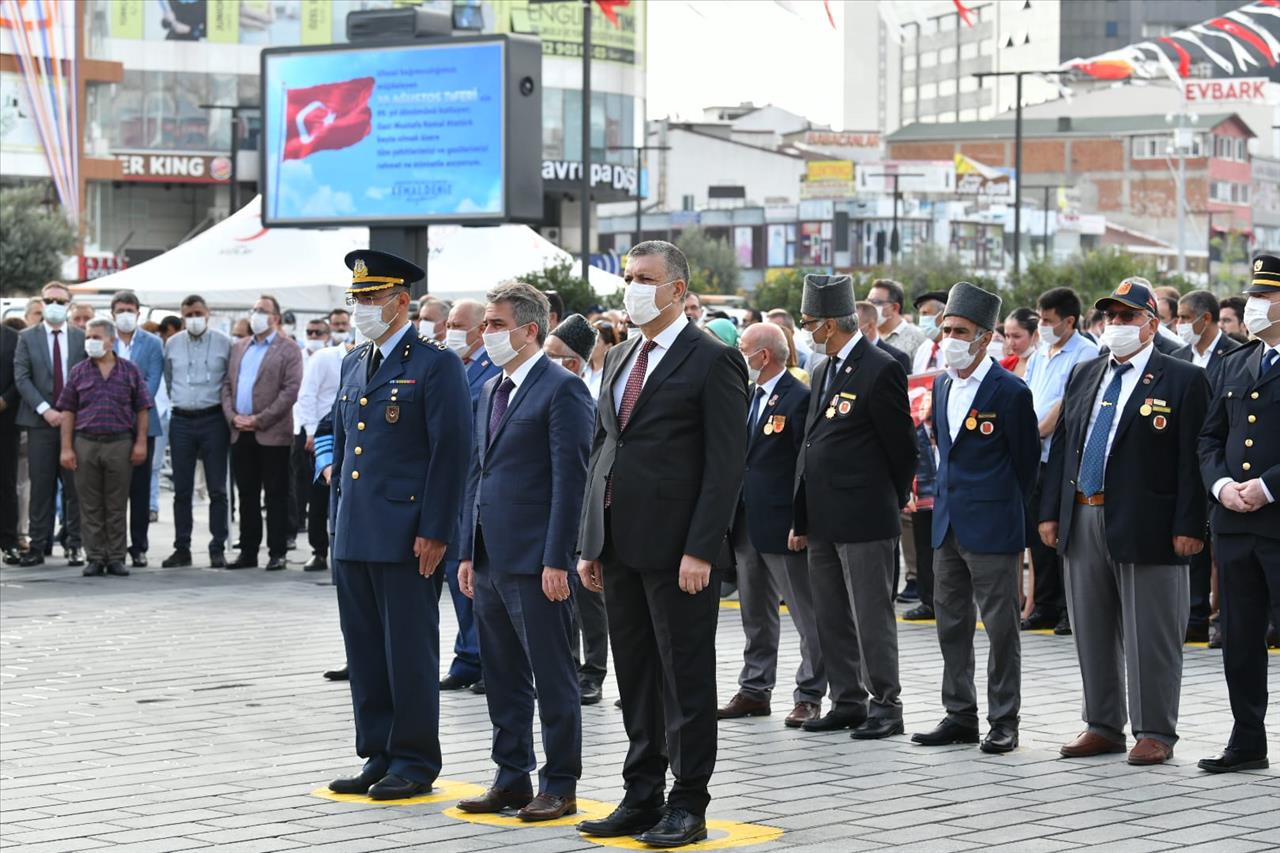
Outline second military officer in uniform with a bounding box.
[1197,255,1280,773]
[327,250,473,800]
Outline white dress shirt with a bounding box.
[751,369,785,425]
[816,331,863,397]
[296,344,346,437]
[612,313,689,415]
[504,350,544,406]
[36,320,71,415]
[945,355,994,442]
[1211,341,1278,505]
[1081,340,1154,463]
[912,335,943,374]
[583,364,605,401]
[1191,329,1223,369]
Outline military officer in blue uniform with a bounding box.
[327,250,473,800]
[1197,256,1280,774]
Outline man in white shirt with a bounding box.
[295,318,343,572]
[910,291,948,375]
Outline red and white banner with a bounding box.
[284,77,375,161]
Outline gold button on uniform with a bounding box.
[1248,415,1257,423]
[1251,391,1260,399]
[358,422,366,430]
[360,397,368,406]
[1245,439,1253,448]
[351,470,360,480]
[1242,462,1252,471]
[354,446,363,455]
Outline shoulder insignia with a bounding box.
[1221,339,1262,362]
[414,333,448,351]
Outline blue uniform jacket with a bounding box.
[737,370,809,555]
[119,329,164,438]
[465,348,500,409]
[329,327,472,564]
[931,359,1041,553]
[460,356,594,574]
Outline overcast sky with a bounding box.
[645,1,845,127]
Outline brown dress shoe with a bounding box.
[457,787,532,813]
[784,701,821,728]
[1128,738,1173,766]
[717,692,771,719]
[1060,731,1127,758]
[517,793,576,822]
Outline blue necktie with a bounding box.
[488,377,514,446]
[1264,349,1278,376]
[1078,362,1132,497]
[746,386,766,438]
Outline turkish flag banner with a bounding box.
[283,77,376,161]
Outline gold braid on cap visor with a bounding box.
[348,276,405,294]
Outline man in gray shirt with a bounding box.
[161,294,232,568]
[870,279,928,366]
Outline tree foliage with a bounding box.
[518,259,622,316]
[676,227,740,295]
[0,186,75,294]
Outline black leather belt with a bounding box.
[172,405,222,417]
[77,431,131,443]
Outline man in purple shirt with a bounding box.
[57,318,152,578]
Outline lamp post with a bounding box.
[607,143,670,252]
[199,103,259,215]
[866,172,924,264]
[1022,184,1060,262]
[580,0,592,284]
[972,69,1066,282]
[1167,101,1200,276]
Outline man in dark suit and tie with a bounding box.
[856,301,912,374]
[910,283,1040,755]
[0,323,21,564]
[575,241,748,848]
[1040,279,1210,766]
[792,274,918,740]
[1196,260,1280,774]
[718,321,826,729]
[455,282,594,821]
[1171,290,1241,645]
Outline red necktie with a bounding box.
[929,339,939,369]
[51,329,63,405]
[606,340,657,508]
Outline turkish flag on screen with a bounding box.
[283,77,375,161]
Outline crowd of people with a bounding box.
[0,242,1276,846]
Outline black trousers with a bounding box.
[912,509,935,609]
[308,476,329,558]
[0,427,18,550]
[230,433,291,559]
[127,436,155,557]
[1188,522,1213,629]
[1028,462,1064,615]
[290,430,309,535]
[1215,531,1280,756]
[602,531,718,815]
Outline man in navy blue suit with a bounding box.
[327,250,472,800]
[910,282,1040,755]
[438,298,499,693]
[456,282,594,822]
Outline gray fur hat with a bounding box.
[801,274,855,318]
[551,313,596,362]
[943,281,1002,331]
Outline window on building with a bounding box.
[960,75,977,93]
[904,87,917,103]
[940,46,956,64]
[920,82,937,100]
[1105,21,1119,38]
[904,55,917,71]
[939,14,956,32]
[921,51,937,68]
[939,79,956,96]
[1236,138,1247,160]
[961,42,977,60]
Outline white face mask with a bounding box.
[85,338,108,359]
[483,329,528,367]
[1175,321,1199,345]
[1102,323,1144,358]
[1244,296,1277,335]
[1038,321,1062,348]
[305,338,326,353]
[624,281,676,326]
[249,311,271,336]
[353,300,391,341]
[941,336,980,371]
[114,311,138,333]
[917,314,939,339]
[744,349,765,385]
[330,331,349,344]
[445,328,472,355]
[185,316,207,336]
[874,305,886,326]
[44,303,67,325]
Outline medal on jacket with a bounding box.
[825,393,838,419]
[385,404,400,424]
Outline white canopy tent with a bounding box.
[86,195,622,312]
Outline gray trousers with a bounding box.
[73,434,132,563]
[26,426,80,551]
[731,523,826,705]
[1063,504,1188,746]
[807,537,902,720]
[933,533,1021,728]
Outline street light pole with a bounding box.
[866,171,924,264]
[1022,184,1060,261]
[200,103,259,215]
[580,0,592,284]
[607,143,671,251]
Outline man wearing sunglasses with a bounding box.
[1039,279,1210,767]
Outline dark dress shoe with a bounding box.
[323,666,349,681]
[785,701,821,728]
[162,549,192,568]
[2,547,22,565]
[577,803,664,837]
[1198,749,1269,773]
[17,552,44,567]
[1021,609,1057,630]
[209,552,226,568]
[903,604,935,621]
[518,793,576,822]
[895,579,919,603]
[265,557,288,571]
[717,692,771,719]
[1208,624,1223,649]
[226,553,257,570]
[66,547,84,567]
[1184,623,1210,644]
[981,726,1019,754]
[636,808,708,848]
[851,718,904,740]
[82,562,106,577]
[580,682,603,706]
[130,553,148,569]
[613,697,623,708]
[912,719,980,746]
[106,561,130,577]
[802,707,867,732]
[329,766,385,795]
[439,673,476,691]
[304,554,328,572]
[1268,624,1280,649]
[457,786,533,813]
[1054,612,1072,636]
[368,773,432,800]
[470,678,486,694]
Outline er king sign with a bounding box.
[115,152,233,183]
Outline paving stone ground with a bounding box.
[1,508,1277,852]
